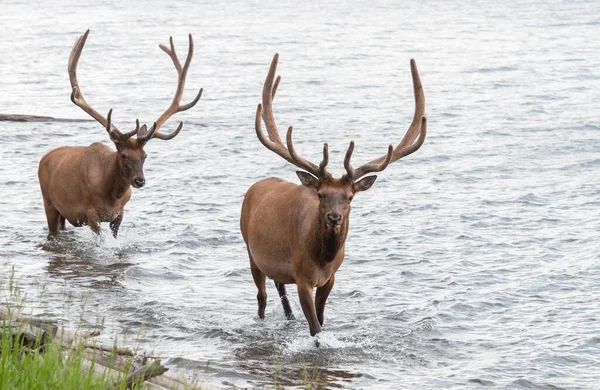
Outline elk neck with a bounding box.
[307,212,350,265]
[105,152,131,200]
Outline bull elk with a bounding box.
[38,30,202,237]
[240,54,427,336]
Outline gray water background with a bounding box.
[1,0,599,388]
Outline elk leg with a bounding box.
[275,282,295,320]
[85,210,101,235]
[42,199,61,235]
[315,275,335,326]
[59,215,66,230]
[110,213,123,238]
[297,284,322,336]
[249,252,267,319]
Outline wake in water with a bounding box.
[39,228,139,287]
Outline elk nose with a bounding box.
[134,178,145,188]
[327,213,342,225]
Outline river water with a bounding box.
[1,1,599,388]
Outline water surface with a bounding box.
[1,1,599,388]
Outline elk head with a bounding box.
[102,109,149,188]
[295,172,376,229]
[68,29,203,188]
[255,54,427,228]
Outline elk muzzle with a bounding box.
[132,177,145,188]
[326,212,342,226]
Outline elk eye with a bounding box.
[349,196,354,202]
[317,193,323,199]
[121,153,127,160]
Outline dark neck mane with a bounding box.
[107,153,130,200]
[311,218,349,264]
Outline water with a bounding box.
[1,0,599,388]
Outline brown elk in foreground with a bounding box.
[38,30,202,238]
[240,54,427,336]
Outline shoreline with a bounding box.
[0,114,92,123]
[0,305,200,389]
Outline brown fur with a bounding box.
[241,176,370,336]
[241,55,427,336]
[38,139,146,237]
[38,30,202,238]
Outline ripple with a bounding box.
[1,1,600,389]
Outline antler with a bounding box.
[68,30,148,142]
[344,59,427,181]
[255,54,330,179]
[139,34,203,144]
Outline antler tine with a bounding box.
[347,58,427,180]
[395,116,427,159]
[257,54,328,179]
[135,122,156,145]
[149,121,182,141]
[271,75,281,100]
[105,109,139,142]
[116,119,139,141]
[344,142,394,180]
[261,54,284,144]
[255,104,297,166]
[182,33,194,75]
[254,57,288,159]
[121,119,140,139]
[319,143,330,177]
[286,126,327,178]
[343,141,356,179]
[179,87,203,112]
[159,36,182,71]
[68,30,121,133]
[147,34,202,142]
[395,59,426,154]
[105,108,113,134]
[260,72,280,126]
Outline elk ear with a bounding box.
[354,175,377,192]
[136,124,149,146]
[296,171,319,189]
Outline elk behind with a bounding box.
[240,54,427,336]
[38,30,202,237]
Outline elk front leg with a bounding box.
[85,209,101,235]
[297,283,322,336]
[109,213,123,238]
[275,282,295,320]
[249,251,267,318]
[315,275,335,326]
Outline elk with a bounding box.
[38,30,202,238]
[240,54,427,336]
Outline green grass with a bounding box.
[0,329,122,389]
[0,270,141,390]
